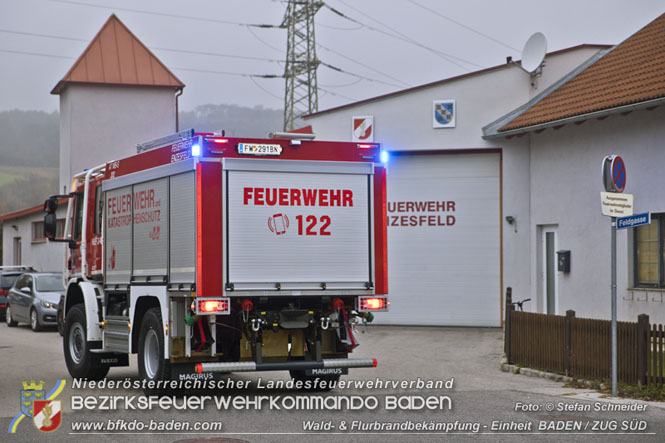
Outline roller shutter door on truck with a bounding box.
[381,152,500,327]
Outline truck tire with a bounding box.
[5,305,18,327]
[138,307,171,394]
[63,304,109,380]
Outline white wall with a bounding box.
[59,84,177,192]
[527,106,665,324]
[2,208,66,272]
[304,47,603,322]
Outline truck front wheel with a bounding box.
[63,304,109,380]
[138,307,171,393]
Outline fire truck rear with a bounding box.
[43,130,389,387]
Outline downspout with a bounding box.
[175,87,184,132]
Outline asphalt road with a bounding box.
[1,321,663,443]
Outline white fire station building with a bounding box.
[305,13,665,326]
[4,12,665,327]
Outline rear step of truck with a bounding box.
[195,358,377,374]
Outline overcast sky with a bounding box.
[1,0,665,114]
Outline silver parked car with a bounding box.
[5,272,64,331]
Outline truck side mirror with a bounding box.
[44,212,57,239]
[44,196,58,214]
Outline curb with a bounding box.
[500,358,573,384]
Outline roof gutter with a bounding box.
[483,96,665,140]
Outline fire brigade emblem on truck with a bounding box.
[268,214,290,235]
[109,247,116,270]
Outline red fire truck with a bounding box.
[43,130,388,386]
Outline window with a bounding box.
[56,219,65,238]
[35,274,64,292]
[94,185,103,235]
[634,214,665,287]
[32,221,45,242]
[73,194,83,240]
[15,274,28,290]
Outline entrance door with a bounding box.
[540,226,558,315]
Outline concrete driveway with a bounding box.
[0,322,663,442]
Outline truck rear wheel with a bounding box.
[63,304,109,380]
[138,307,171,394]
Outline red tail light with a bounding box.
[0,289,7,296]
[357,296,389,312]
[195,298,230,315]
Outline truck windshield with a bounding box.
[35,275,64,292]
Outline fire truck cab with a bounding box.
[44,130,388,387]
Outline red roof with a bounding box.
[51,14,184,94]
[0,199,67,222]
[500,13,665,132]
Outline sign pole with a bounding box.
[611,216,617,397]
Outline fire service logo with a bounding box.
[352,116,374,142]
[268,213,290,235]
[9,380,66,434]
[433,100,456,128]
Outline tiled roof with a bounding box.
[499,13,665,132]
[51,14,184,94]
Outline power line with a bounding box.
[42,1,409,92]
[172,67,282,79]
[317,21,363,31]
[0,27,398,88]
[0,28,284,63]
[407,0,519,52]
[320,62,403,88]
[318,77,363,88]
[325,0,482,70]
[0,47,283,78]
[249,76,283,101]
[317,86,356,102]
[316,41,409,87]
[0,48,75,59]
[244,25,284,53]
[48,0,279,28]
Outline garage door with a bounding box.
[378,152,501,326]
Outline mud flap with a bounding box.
[95,353,129,367]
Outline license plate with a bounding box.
[237,143,283,156]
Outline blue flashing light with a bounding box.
[191,144,201,157]
[380,151,389,163]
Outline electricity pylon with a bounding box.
[281,0,323,131]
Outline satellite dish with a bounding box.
[521,32,547,73]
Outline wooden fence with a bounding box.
[504,287,664,387]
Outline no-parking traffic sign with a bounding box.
[602,155,626,193]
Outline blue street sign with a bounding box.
[617,212,650,230]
